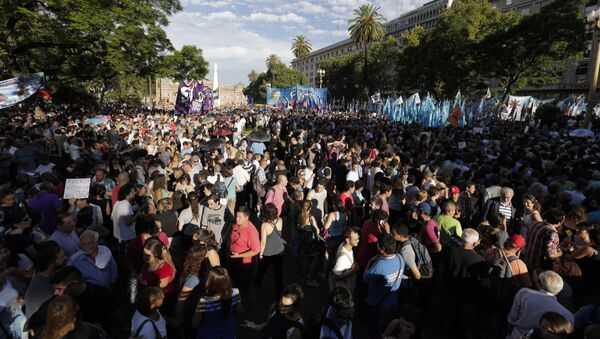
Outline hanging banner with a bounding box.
[0,72,45,110]
[267,85,327,109]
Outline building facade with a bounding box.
[291,0,454,87]
[155,79,247,107]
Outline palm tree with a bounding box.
[348,4,386,98]
[265,54,281,86]
[248,70,259,83]
[291,35,312,58]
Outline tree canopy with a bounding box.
[243,56,307,104]
[292,35,312,58]
[0,0,184,105]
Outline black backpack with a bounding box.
[488,248,520,300]
[403,236,434,279]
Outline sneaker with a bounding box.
[306,279,320,288]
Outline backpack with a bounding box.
[404,236,434,279]
[304,309,343,339]
[130,318,166,339]
[214,175,228,200]
[488,248,520,300]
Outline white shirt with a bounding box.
[131,310,167,339]
[333,243,354,276]
[35,163,55,175]
[111,200,135,241]
[232,165,250,187]
[177,204,202,230]
[346,170,359,183]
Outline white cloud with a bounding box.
[165,0,432,84]
[247,12,307,24]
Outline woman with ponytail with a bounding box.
[178,192,203,231]
[140,238,177,298]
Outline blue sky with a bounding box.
[165,0,430,84]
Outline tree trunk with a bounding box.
[363,46,369,100]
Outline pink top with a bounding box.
[229,222,260,264]
[265,185,287,216]
[419,219,441,246]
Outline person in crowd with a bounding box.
[156,197,178,241]
[441,228,487,338]
[111,184,138,253]
[24,241,65,319]
[330,226,360,293]
[200,194,229,245]
[483,187,517,233]
[48,212,80,258]
[415,202,442,254]
[40,295,101,338]
[131,287,167,339]
[242,283,304,339]
[27,182,61,236]
[321,286,354,339]
[306,179,328,226]
[192,266,241,339]
[357,210,390,269]
[434,201,462,246]
[525,209,565,271]
[363,233,405,338]
[255,203,285,300]
[139,238,176,299]
[508,271,574,339]
[227,206,259,307]
[265,175,289,217]
[67,230,117,289]
[178,191,203,231]
[520,194,543,239]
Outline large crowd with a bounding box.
[0,106,598,339]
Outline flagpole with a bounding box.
[426,124,448,161]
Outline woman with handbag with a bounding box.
[255,203,286,300]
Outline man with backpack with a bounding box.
[392,223,433,306]
[363,233,405,338]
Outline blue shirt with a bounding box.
[68,246,118,289]
[363,254,404,310]
[249,142,266,155]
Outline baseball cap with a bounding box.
[417,202,431,215]
[507,234,526,249]
[451,186,460,195]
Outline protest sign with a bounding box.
[63,178,91,199]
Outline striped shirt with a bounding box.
[196,288,241,313]
[498,202,513,220]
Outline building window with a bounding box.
[506,0,512,5]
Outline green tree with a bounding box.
[402,25,424,47]
[400,0,515,97]
[162,45,209,81]
[292,35,312,58]
[478,0,586,101]
[244,61,307,104]
[321,52,363,100]
[0,0,181,105]
[348,4,386,98]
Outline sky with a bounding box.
[164,0,431,85]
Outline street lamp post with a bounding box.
[318,69,325,88]
[586,6,600,125]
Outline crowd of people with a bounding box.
[0,105,598,339]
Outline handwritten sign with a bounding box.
[458,142,467,150]
[63,178,91,199]
[473,127,484,134]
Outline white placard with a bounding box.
[63,178,91,199]
[473,127,483,134]
[458,142,467,150]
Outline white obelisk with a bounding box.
[213,63,220,108]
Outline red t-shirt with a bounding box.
[111,185,121,207]
[140,260,175,295]
[339,192,354,210]
[229,222,260,264]
[357,219,382,268]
